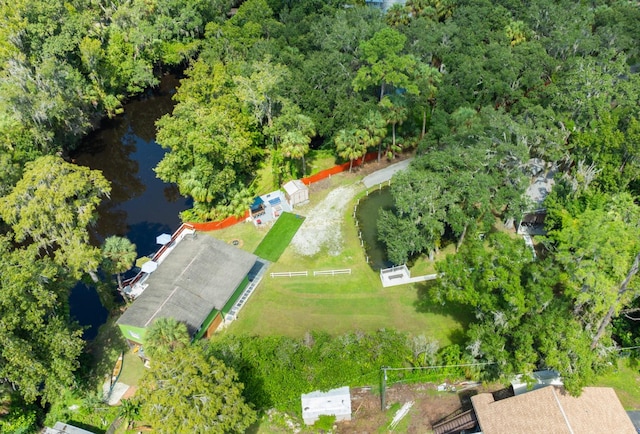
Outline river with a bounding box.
[69,74,190,339]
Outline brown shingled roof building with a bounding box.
[471,386,635,434]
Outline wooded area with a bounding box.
[0,0,639,431]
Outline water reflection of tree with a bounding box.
[73,74,181,246]
[163,184,184,203]
[74,117,145,245]
[128,75,179,143]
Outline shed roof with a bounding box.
[283,179,308,195]
[301,386,351,425]
[511,370,563,396]
[471,386,635,434]
[44,422,96,434]
[524,170,555,207]
[117,234,257,336]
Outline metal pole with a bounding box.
[381,367,388,411]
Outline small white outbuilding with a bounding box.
[283,179,309,207]
[301,386,352,425]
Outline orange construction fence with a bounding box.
[186,151,379,231]
[300,151,378,185]
[187,211,250,231]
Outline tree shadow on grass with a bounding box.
[305,148,337,175]
[67,420,103,433]
[413,280,475,346]
[79,316,130,393]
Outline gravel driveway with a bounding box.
[290,157,413,257]
[291,185,359,256]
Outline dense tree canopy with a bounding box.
[138,343,256,434]
[0,239,84,404]
[155,75,262,220]
[0,0,639,414]
[379,108,529,263]
[432,232,603,394]
[0,0,235,408]
[0,155,111,278]
[544,190,640,348]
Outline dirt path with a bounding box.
[339,384,461,433]
[290,154,414,257]
[290,185,359,256]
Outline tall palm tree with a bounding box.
[379,96,408,157]
[281,131,311,177]
[335,129,367,173]
[144,317,190,360]
[102,236,137,300]
[361,110,387,163]
[271,104,316,177]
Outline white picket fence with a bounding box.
[270,269,352,278]
[313,269,351,276]
[270,271,309,278]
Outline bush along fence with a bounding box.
[186,151,381,230]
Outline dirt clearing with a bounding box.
[337,382,503,433]
[290,184,359,257]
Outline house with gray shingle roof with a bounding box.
[116,233,257,346]
[517,162,556,235]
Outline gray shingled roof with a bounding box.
[117,234,257,336]
[524,170,555,207]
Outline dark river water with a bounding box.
[356,187,395,270]
[69,74,190,339]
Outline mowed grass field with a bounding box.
[253,212,305,262]
[210,174,472,345]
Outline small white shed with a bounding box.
[283,179,309,207]
[511,370,563,396]
[301,386,351,425]
[44,422,96,434]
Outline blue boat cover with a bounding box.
[250,196,265,212]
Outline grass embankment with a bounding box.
[253,212,305,262]
[252,149,337,195]
[595,358,640,409]
[212,173,472,345]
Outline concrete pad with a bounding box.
[102,381,131,405]
[362,158,412,188]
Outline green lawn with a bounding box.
[205,221,267,254]
[223,179,472,344]
[86,316,147,390]
[253,212,305,262]
[252,149,338,195]
[305,149,337,175]
[595,358,640,409]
